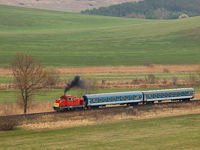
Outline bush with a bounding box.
[144,61,154,67]
[163,68,170,73]
[0,116,21,131]
[172,76,178,86]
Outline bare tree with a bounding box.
[77,75,98,97]
[43,67,60,89]
[12,53,48,114]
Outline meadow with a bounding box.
[0,114,200,149]
[0,5,200,67]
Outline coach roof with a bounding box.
[83,91,143,99]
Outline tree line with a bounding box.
[81,0,200,19]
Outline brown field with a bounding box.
[0,0,140,12]
[0,64,199,76]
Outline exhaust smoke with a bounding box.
[64,75,85,95]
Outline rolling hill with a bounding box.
[0,5,200,67]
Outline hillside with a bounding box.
[0,5,200,67]
[81,0,200,19]
[0,0,140,13]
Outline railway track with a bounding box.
[1,99,200,120]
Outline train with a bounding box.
[53,88,195,112]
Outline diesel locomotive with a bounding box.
[53,88,195,112]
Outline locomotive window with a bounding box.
[69,98,73,101]
[121,97,124,100]
[104,98,107,102]
[126,96,129,100]
[134,96,137,99]
[113,97,116,101]
[117,97,120,101]
[171,93,173,97]
[183,92,185,96]
[150,95,153,98]
[158,94,161,98]
[130,96,133,100]
[154,94,157,98]
[99,98,102,102]
[108,98,111,101]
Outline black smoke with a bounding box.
[64,75,85,95]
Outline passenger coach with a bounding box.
[142,88,195,103]
[83,91,143,108]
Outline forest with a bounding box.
[81,0,200,19]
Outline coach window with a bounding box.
[95,99,98,102]
[158,94,161,98]
[183,92,185,96]
[113,97,116,101]
[104,98,107,102]
[99,98,102,102]
[154,94,157,98]
[163,93,165,97]
[171,93,173,97]
[187,92,189,95]
[134,96,137,99]
[167,93,169,97]
[175,93,177,96]
[126,96,129,100]
[139,95,142,99]
[117,97,120,101]
[121,97,124,100]
[130,96,133,100]
[150,95,153,98]
[108,98,111,101]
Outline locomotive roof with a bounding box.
[83,91,143,98]
[142,88,194,94]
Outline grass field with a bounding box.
[0,5,200,67]
[0,114,200,149]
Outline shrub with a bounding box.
[144,61,154,67]
[172,76,178,86]
[163,68,170,73]
[0,116,21,131]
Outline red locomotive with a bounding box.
[53,95,85,111]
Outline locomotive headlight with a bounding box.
[54,103,59,107]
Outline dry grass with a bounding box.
[19,101,200,130]
[0,65,199,76]
[0,101,54,116]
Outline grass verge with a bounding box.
[0,114,200,149]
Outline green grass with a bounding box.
[1,87,200,104]
[0,5,200,67]
[0,114,200,149]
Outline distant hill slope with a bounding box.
[81,0,200,19]
[0,0,140,13]
[0,5,200,67]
